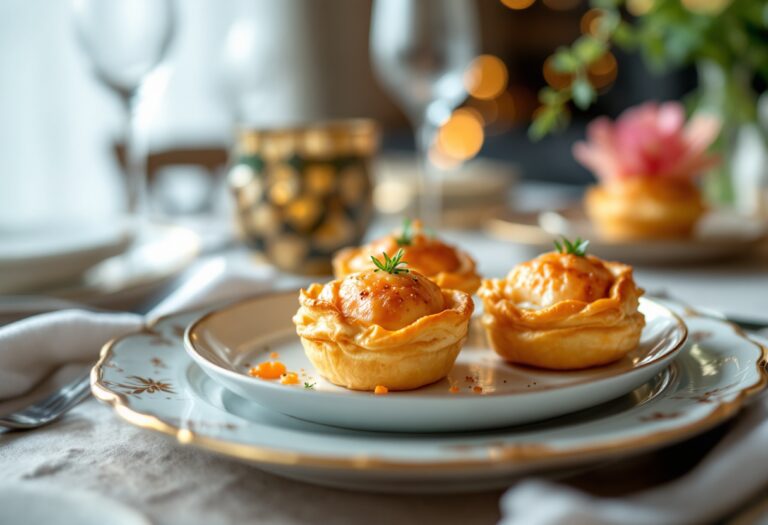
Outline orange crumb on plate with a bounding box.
[473,386,483,394]
[248,361,287,379]
[449,385,460,393]
[281,372,299,385]
[270,352,280,359]
[374,385,389,395]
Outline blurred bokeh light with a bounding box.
[464,55,509,101]
[500,0,536,10]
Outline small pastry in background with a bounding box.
[478,238,645,370]
[293,249,473,391]
[333,218,481,294]
[573,101,721,241]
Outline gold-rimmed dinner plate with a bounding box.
[486,208,768,265]
[92,297,766,493]
[184,294,686,432]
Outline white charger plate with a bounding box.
[92,299,766,493]
[184,293,686,432]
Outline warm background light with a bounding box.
[626,0,654,15]
[464,55,509,101]
[542,56,573,89]
[580,9,604,36]
[435,108,485,162]
[500,0,536,10]
[588,52,618,89]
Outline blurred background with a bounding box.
[0,0,695,227]
[1,0,766,304]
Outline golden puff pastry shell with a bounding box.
[293,280,474,391]
[478,257,645,370]
[585,179,705,240]
[332,237,481,295]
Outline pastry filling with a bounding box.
[322,270,446,331]
[506,253,614,308]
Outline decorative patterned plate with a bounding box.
[184,294,686,432]
[92,299,767,493]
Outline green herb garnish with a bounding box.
[394,218,413,246]
[371,249,410,275]
[554,236,590,257]
[304,382,315,390]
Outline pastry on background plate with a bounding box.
[333,218,481,294]
[478,238,645,370]
[573,101,721,241]
[293,249,474,391]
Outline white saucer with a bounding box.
[184,293,686,432]
[43,223,200,308]
[486,208,768,265]
[0,220,132,293]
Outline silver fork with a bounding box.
[0,371,92,430]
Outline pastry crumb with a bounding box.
[374,385,389,395]
[249,361,286,379]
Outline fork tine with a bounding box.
[38,373,91,413]
[0,371,92,430]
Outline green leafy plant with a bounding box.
[394,218,413,246]
[554,236,590,256]
[304,382,315,390]
[530,0,768,141]
[371,249,410,275]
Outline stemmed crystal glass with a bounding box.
[370,0,478,226]
[71,0,175,226]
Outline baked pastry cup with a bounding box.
[293,263,474,391]
[585,179,705,241]
[478,248,645,370]
[332,219,481,294]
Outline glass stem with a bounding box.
[121,90,149,229]
[415,120,441,227]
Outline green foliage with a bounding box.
[529,0,768,139]
[554,237,590,257]
[394,218,413,246]
[371,249,410,275]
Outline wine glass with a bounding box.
[370,0,478,226]
[71,0,175,226]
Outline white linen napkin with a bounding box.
[0,257,275,400]
[499,334,768,525]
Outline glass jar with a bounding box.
[228,119,379,275]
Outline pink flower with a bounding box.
[573,101,721,182]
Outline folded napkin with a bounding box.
[500,334,768,525]
[0,257,275,400]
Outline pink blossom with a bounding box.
[573,101,721,182]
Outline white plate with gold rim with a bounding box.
[184,293,687,432]
[92,298,766,492]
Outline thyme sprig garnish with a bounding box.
[394,218,413,246]
[371,249,410,275]
[304,382,315,390]
[554,236,590,257]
